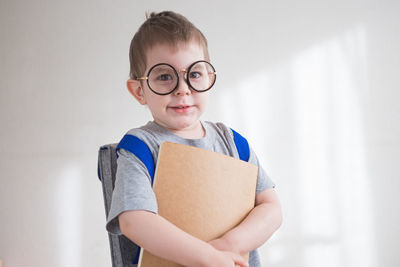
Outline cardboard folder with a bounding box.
[138,142,258,267]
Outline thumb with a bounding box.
[232,253,249,267]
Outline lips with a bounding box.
[169,104,193,113]
[174,105,188,108]
[170,104,192,109]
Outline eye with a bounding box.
[158,74,173,81]
[189,71,201,79]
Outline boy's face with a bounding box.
[128,41,210,137]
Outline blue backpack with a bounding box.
[114,128,250,264]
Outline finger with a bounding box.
[232,254,248,267]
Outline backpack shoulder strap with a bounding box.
[231,128,250,162]
[116,134,155,183]
[115,134,155,264]
[116,130,249,179]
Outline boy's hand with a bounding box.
[210,250,249,267]
[207,238,248,267]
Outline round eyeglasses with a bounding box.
[135,60,217,95]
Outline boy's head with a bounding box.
[129,11,210,80]
[127,11,215,138]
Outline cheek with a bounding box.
[199,93,209,108]
[145,94,170,109]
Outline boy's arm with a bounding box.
[209,188,282,255]
[119,210,249,267]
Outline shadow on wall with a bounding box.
[56,165,82,267]
[217,25,376,267]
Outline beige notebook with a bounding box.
[138,141,258,267]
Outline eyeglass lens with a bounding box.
[147,61,216,95]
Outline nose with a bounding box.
[173,70,192,96]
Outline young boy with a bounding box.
[106,11,282,267]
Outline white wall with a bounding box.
[1,0,399,266]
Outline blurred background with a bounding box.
[1,0,399,266]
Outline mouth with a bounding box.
[170,105,193,113]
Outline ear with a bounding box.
[127,79,147,105]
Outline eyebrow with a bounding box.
[151,66,175,73]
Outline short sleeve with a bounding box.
[213,122,276,195]
[248,146,276,194]
[106,148,158,235]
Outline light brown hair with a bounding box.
[129,11,210,79]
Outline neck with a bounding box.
[156,121,205,139]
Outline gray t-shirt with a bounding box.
[107,121,275,266]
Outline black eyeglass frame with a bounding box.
[135,60,217,95]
